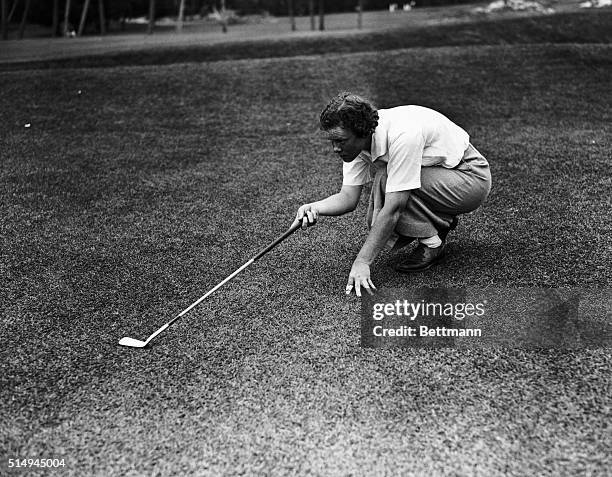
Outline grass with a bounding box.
[1,8,611,477]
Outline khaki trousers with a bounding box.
[366,146,492,246]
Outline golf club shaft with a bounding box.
[253,220,302,261]
[159,221,302,333]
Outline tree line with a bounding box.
[1,0,476,39]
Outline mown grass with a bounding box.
[1,11,611,477]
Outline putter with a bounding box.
[119,219,306,348]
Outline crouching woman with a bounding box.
[294,92,492,296]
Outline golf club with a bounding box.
[119,219,307,348]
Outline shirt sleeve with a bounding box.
[385,129,425,192]
[342,156,370,186]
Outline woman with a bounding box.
[294,92,491,296]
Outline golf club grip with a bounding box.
[252,221,302,262]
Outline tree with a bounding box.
[1,0,7,40]
[52,0,59,36]
[77,0,90,36]
[62,0,71,36]
[176,0,185,32]
[17,0,29,38]
[8,0,17,22]
[309,0,315,30]
[357,0,363,29]
[220,0,227,33]
[318,0,324,31]
[98,0,105,35]
[288,0,295,31]
[147,0,154,34]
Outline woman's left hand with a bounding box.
[346,260,377,296]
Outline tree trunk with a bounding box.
[357,0,363,29]
[1,0,7,40]
[176,0,185,32]
[318,0,324,31]
[77,0,90,36]
[63,0,71,36]
[52,0,59,36]
[17,0,29,38]
[7,0,17,23]
[98,0,105,35]
[288,0,295,31]
[220,0,227,33]
[147,0,155,34]
[308,0,314,30]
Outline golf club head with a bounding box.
[119,337,148,348]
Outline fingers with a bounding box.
[356,279,374,297]
[346,278,376,296]
[305,209,318,227]
[355,280,363,297]
[295,207,306,229]
[295,205,318,229]
[346,276,354,295]
[302,210,310,228]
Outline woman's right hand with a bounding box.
[294,203,319,229]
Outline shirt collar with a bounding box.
[369,110,388,161]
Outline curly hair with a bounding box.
[319,92,379,138]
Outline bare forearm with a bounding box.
[312,192,356,216]
[355,210,400,265]
[344,190,410,296]
[294,185,361,229]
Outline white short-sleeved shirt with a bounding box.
[342,106,472,192]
